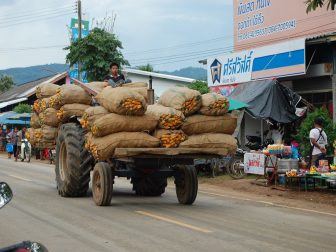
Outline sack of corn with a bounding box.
[85,132,160,160]
[41,125,58,140]
[91,113,157,137]
[37,140,56,149]
[179,133,237,154]
[80,106,109,129]
[36,83,59,99]
[146,104,185,130]
[30,113,41,129]
[39,108,60,127]
[159,87,202,116]
[122,82,148,88]
[54,84,92,106]
[182,114,237,135]
[48,94,62,110]
[26,128,36,146]
[96,86,147,115]
[86,82,108,94]
[57,104,90,122]
[34,128,43,142]
[153,129,187,148]
[40,97,51,111]
[128,87,148,102]
[33,99,42,113]
[199,93,230,116]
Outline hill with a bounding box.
[0,64,69,85]
[160,67,207,81]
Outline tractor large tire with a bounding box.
[175,165,198,205]
[131,175,167,196]
[92,162,114,206]
[55,123,94,197]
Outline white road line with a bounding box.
[8,174,33,182]
[136,210,213,233]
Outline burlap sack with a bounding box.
[56,84,92,105]
[96,86,147,115]
[57,104,90,122]
[85,132,160,160]
[179,133,237,153]
[199,93,230,116]
[80,106,109,129]
[41,125,58,140]
[86,82,108,94]
[182,114,237,135]
[34,128,42,142]
[40,97,51,111]
[122,82,148,88]
[36,83,59,99]
[36,139,56,149]
[30,113,41,129]
[39,108,60,127]
[153,129,187,148]
[33,99,42,114]
[26,128,36,146]
[92,113,158,137]
[159,87,202,116]
[146,104,185,129]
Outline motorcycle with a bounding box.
[48,149,56,164]
[0,182,48,252]
[19,138,31,163]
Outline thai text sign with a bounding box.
[244,153,265,175]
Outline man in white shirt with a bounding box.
[309,117,328,166]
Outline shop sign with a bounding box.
[207,38,305,86]
[244,153,265,175]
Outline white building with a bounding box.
[123,68,195,96]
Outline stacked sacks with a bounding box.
[85,86,160,161]
[179,92,237,155]
[29,83,61,149]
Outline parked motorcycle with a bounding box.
[19,138,31,163]
[0,182,48,252]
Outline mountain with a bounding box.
[160,67,207,81]
[0,64,69,85]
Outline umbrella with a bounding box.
[228,98,249,111]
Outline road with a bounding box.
[0,157,335,252]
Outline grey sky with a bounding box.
[0,0,233,71]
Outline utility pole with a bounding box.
[77,0,82,81]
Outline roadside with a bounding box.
[0,152,53,166]
[198,175,336,213]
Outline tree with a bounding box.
[306,0,335,12]
[14,103,32,113]
[65,28,129,82]
[188,80,209,94]
[294,107,335,156]
[0,75,14,93]
[136,64,154,72]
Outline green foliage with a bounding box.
[0,75,14,92]
[136,64,154,72]
[13,104,32,113]
[188,80,209,94]
[306,0,335,12]
[65,28,129,82]
[294,107,335,156]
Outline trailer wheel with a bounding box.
[92,162,114,206]
[131,176,167,196]
[55,123,94,197]
[175,165,198,205]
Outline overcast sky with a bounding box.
[0,0,233,71]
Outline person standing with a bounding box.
[6,128,16,159]
[17,127,26,161]
[310,117,328,167]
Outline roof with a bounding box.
[0,111,30,125]
[124,68,195,83]
[0,72,67,103]
[0,98,27,109]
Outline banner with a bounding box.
[207,38,305,86]
[244,153,265,175]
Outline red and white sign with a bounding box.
[244,153,265,175]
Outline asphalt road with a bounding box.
[0,157,335,252]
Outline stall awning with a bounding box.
[0,111,31,125]
[229,80,301,123]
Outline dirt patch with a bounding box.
[199,175,336,211]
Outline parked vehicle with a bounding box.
[0,182,48,252]
[246,135,274,151]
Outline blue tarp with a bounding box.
[0,112,31,125]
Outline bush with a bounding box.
[189,80,209,94]
[294,107,335,156]
[13,103,32,113]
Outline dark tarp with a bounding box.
[229,79,301,123]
